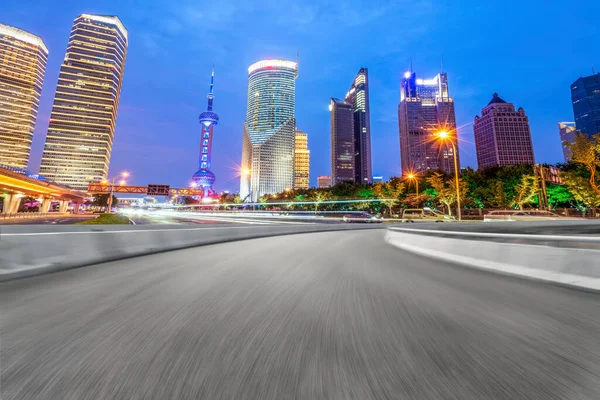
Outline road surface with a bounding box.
[1,229,599,399]
[0,214,95,225]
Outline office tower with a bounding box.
[558,122,577,162]
[317,176,331,188]
[0,24,48,168]
[345,68,372,184]
[473,93,535,168]
[193,66,219,197]
[571,72,600,137]
[240,59,297,201]
[39,14,128,190]
[372,176,384,183]
[330,98,354,184]
[294,129,310,189]
[398,70,458,174]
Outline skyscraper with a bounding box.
[294,129,310,189]
[240,59,297,201]
[571,72,600,137]
[345,68,372,184]
[558,122,577,162]
[39,14,128,190]
[192,66,219,197]
[330,98,354,184]
[0,24,48,168]
[473,93,535,168]
[398,71,458,174]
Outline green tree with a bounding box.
[545,183,573,209]
[426,172,467,215]
[511,174,539,210]
[312,191,332,212]
[373,181,405,216]
[90,193,118,209]
[561,171,600,215]
[567,133,600,196]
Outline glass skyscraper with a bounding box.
[398,71,458,174]
[345,68,372,184]
[571,72,600,137]
[39,14,128,190]
[240,59,297,201]
[330,98,355,184]
[0,24,48,168]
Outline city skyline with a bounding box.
[2,1,599,191]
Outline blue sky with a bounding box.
[2,0,599,191]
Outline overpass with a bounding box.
[0,164,87,214]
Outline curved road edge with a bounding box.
[0,224,384,282]
[385,227,600,292]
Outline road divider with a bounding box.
[0,224,382,282]
[385,227,600,291]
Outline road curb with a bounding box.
[385,228,600,293]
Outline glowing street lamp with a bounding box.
[435,130,461,220]
[106,171,129,213]
[406,172,419,195]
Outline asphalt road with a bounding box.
[2,230,599,399]
[0,215,95,225]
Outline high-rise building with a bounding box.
[192,66,219,197]
[294,129,310,189]
[345,68,372,184]
[473,93,535,168]
[558,122,577,162]
[330,98,354,184]
[317,176,331,188]
[39,14,128,190]
[0,24,48,168]
[398,71,458,174]
[571,72,600,137]
[240,59,297,201]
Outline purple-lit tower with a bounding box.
[192,66,219,196]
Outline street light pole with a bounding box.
[449,140,461,221]
[436,131,461,221]
[104,172,128,213]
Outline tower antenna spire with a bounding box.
[207,64,215,111]
[410,56,413,73]
[440,56,444,73]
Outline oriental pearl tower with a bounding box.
[192,66,219,197]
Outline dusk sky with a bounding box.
[2,0,599,191]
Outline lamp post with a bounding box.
[436,131,461,220]
[242,168,253,209]
[406,173,419,195]
[104,171,128,213]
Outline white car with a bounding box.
[483,210,582,222]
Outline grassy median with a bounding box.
[76,213,131,225]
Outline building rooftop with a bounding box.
[0,23,48,54]
[487,93,507,105]
[79,14,128,40]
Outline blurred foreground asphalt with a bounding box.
[1,229,599,399]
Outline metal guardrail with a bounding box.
[0,212,70,220]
